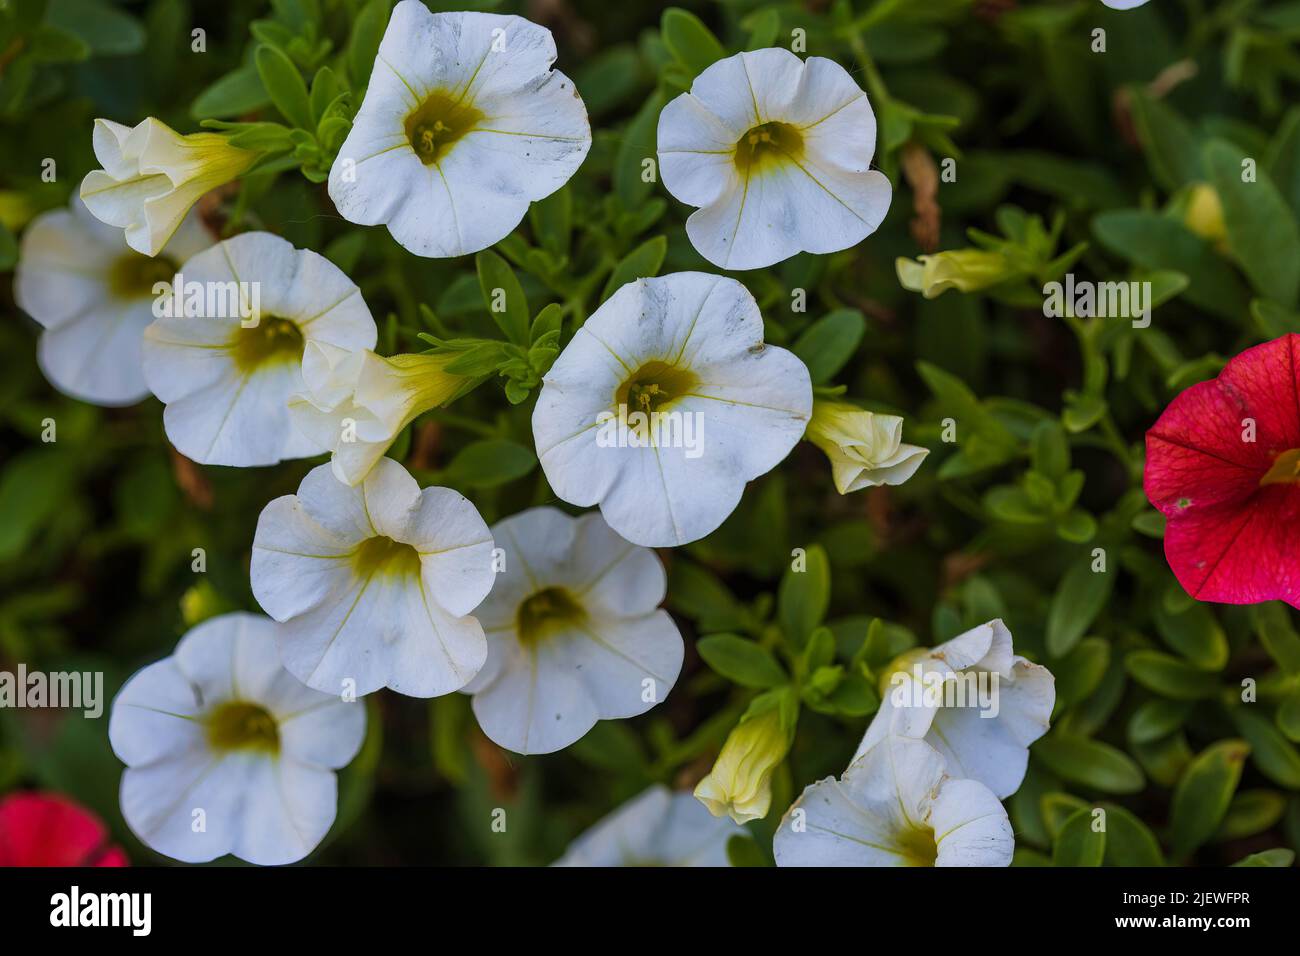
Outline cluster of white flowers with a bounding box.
[776,620,1054,867]
[11,1,1017,868]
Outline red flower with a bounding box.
[0,792,127,866]
[1145,333,1300,607]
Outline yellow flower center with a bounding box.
[405,91,485,165]
[206,700,279,754]
[614,360,699,415]
[516,587,586,646]
[734,121,804,173]
[109,254,177,299]
[1261,448,1300,486]
[230,316,305,373]
[352,535,422,579]
[896,823,939,866]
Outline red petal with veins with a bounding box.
[1144,334,1300,607]
[0,792,127,867]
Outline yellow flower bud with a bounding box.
[1184,183,1227,246]
[895,249,1015,299]
[80,118,258,257]
[694,706,789,824]
[806,399,929,494]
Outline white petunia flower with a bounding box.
[533,272,812,547]
[80,117,257,257]
[855,619,1055,799]
[657,48,891,270]
[108,612,365,865]
[14,196,213,406]
[774,735,1013,867]
[1101,0,1149,8]
[142,231,377,467]
[289,342,471,487]
[251,458,495,698]
[694,704,790,824]
[553,785,747,867]
[806,399,929,494]
[463,507,683,754]
[328,1,591,258]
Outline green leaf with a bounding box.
[615,90,666,208]
[696,634,788,688]
[777,545,830,646]
[1204,138,1300,307]
[475,250,530,345]
[348,0,390,91]
[529,187,572,260]
[192,65,272,120]
[1153,599,1229,671]
[792,309,866,386]
[601,235,667,302]
[1216,789,1286,840]
[1055,637,1110,707]
[1127,699,1191,745]
[1045,559,1112,657]
[1231,708,1300,788]
[1127,87,1201,191]
[661,8,726,79]
[256,44,314,131]
[1033,735,1145,794]
[1092,210,1249,320]
[1100,803,1165,866]
[1169,740,1249,857]
[46,0,145,56]
[438,440,536,489]
[1052,807,1105,866]
[1232,848,1296,867]
[1125,650,1221,700]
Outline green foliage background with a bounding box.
[3,0,1300,866]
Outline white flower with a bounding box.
[328,1,590,258]
[108,612,365,865]
[80,117,257,257]
[251,458,495,698]
[774,735,1013,867]
[533,272,812,547]
[553,785,747,867]
[463,507,683,754]
[142,231,377,467]
[14,196,213,406]
[657,48,891,270]
[855,619,1055,799]
[1101,0,1149,8]
[806,399,929,494]
[289,343,470,486]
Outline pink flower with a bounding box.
[1145,333,1300,607]
[0,792,127,866]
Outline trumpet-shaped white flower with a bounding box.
[806,399,929,494]
[14,196,213,406]
[1101,0,1149,8]
[533,272,812,547]
[463,507,683,754]
[554,785,747,867]
[142,231,377,467]
[251,458,495,698]
[108,612,365,865]
[328,1,590,258]
[80,117,257,257]
[774,735,1013,867]
[289,343,470,486]
[657,48,891,270]
[855,619,1054,799]
[694,705,790,824]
